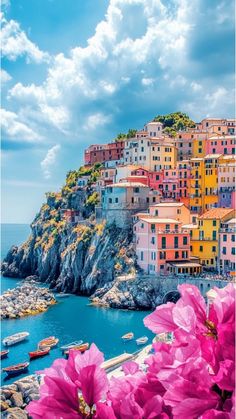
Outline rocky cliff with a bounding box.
[1,165,138,298]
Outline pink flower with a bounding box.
[122,361,140,375]
[27,344,108,418]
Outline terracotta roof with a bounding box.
[199,208,234,220]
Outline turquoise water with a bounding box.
[1,224,154,384]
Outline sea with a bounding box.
[1,224,154,384]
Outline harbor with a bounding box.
[1,275,154,386]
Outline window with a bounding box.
[156,175,159,180]
[190,245,193,251]
[200,245,203,252]
[141,223,144,229]
[212,246,216,252]
[183,236,188,245]
[166,224,170,231]
[212,231,217,240]
[160,252,166,259]
[213,220,217,226]
[160,265,164,270]
[222,247,226,255]
[108,198,112,203]
[232,235,235,242]
[175,251,179,259]
[151,252,156,260]
[211,259,214,265]
[232,248,235,255]
[223,234,227,242]
[151,224,156,232]
[140,251,144,261]
[155,210,159,216]
[177,209,181,214]
[151,237,155,245]
[115,197,118,203]
[174,237,178,248]
[162,237,166,249]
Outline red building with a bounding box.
[131,168,164,191]
[84,141,124,165]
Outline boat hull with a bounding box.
[3,363,29,377]
[0,350,9,359]
[29,349,50,359]
[3,333,29,347]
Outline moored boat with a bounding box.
[121,332,134,341]
[2,332,29,347]
[2,362,29,377]
[29,347,50,360]
[60,340,83,352]
[0,350,9,359]
[64,343,89,357]
[136,336,148,346]
[38,337,59,349]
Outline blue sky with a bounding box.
[1,0,235,223]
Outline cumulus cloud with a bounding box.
[1,13,50,63]
[40,144,61,179]
[1,108,40,142]
[4,0,235,146]
[1,69,12,84]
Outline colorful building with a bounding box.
[148,202,191,224]
[219,218,236,274]
[206,135,236,155]
[84,141,124,166]
[190,208,235,271]
[99,182,160,228]
[177,160,191,207]
[134,217,192,274]
[218,155,236,208]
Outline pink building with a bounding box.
[161,169,179,200]
[220,218,236,274]
[134,217,190,274]
[177,160,191,208]
[206,135,236,155]
[148,202,191,224]
[131,168,164,191]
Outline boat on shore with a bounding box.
[0,350,9,359]
[121,332,134,341]
[29,347,50,360]
[136,336,148,346]
[2,332,29,347]
[64,343,89,357]
[2,362,29,377]
[38,336,59,349]
[60,340,83,352]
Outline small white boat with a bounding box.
[60,340,83,352]
[136,336,148,346]
[56,293,71,298]
[3,332,29,347]
[121,332,134,341]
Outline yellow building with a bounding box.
[192,137,207,158]
[203,154,221,212]
[190,208,235,270]
[189,158,204,214]
[190,155,221,214]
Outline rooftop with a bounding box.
[139,217,181,224]
[199,208,235,220]
[182,224,198,229]
[204,154,222,159]
[226,218,236,225]
[108,182,149,188]
[150,202,184,207]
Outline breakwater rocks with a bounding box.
[1,375,40,418]
[0,284,56,319]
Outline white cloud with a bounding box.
[41,144,61,179]
[4,0,235,145]
[1,108,40,141]
[83,113,111,131]
[1,13,49,63]
[1,69,12,84]
[141,77,154,86]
